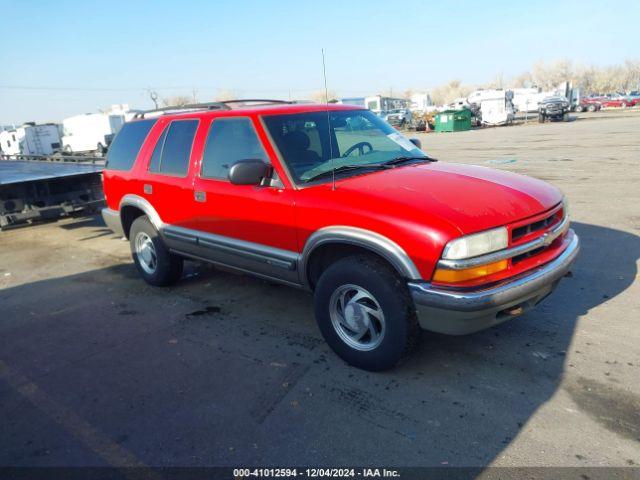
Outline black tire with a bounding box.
[314,254,420,371]
[129,216,183,286]
[574,105,584,113]
[587,104,597,112]
[538,113,545,123]
[563,112,569,122]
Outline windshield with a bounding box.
[263,109,426,183]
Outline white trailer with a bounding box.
[479,92,515,126]
[61,113,125,154]
[409,93,434,112]
[0,123,62,156]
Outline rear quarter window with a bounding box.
[148,120,198,177]
[105,119,157,171]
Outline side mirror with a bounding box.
[228,159,270,185]
[409,138,422,149]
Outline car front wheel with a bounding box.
[314,255,420,371]
[129,216,183,286]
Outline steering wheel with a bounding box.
[342,141,373,157]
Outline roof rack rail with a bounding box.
[219,99,294,107]
[133,102,228,119]
[133,99,296,119]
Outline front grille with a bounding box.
[512,210,560,241]
[512,246,545,264]
[510,207,564,265]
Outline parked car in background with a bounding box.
[101,100,579,371]
[599,95,636,108]
[573,98,601,113]
[384,109,412,128]
[538,96,570,122]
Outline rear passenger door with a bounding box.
[189,116,298,284]
[143,118,200,227]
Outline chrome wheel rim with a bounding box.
[135,232,157,275]
[329,284,385,351]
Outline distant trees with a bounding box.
[425,58,640,105]
[430,80,474,106]
[310,89,338,103]
[161,95,192,107]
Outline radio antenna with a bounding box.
[322,49,336,190]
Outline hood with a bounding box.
[324,162,563,235]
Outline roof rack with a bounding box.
[133,99,295,119]
[133,102,227,119]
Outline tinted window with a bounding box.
[263,110,423,183]
[201,118,268,179]
[148,127,168,173]
[149,120,198,176]
[106,119,156,171]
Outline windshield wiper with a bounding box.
[304,164,390,183]
[382,155,438,166]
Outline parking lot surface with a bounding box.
[1,111,639,469]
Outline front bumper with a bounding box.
[408,230,579,335]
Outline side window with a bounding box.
[201,118,268,180]
[105,119,157,171]
[148,126,168,173]
[148,120,198,176]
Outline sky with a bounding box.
[1,0,639,124]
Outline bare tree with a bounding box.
[214,89,239,101]
[147,89,159,109]
[430,80,473,105]
[161,95,192,107]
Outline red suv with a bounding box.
[102,100,579,370]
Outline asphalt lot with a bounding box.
[1,110,639,471]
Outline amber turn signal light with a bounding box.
[432,259,508,283]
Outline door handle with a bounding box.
[194,191,206,202]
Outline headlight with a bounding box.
[442,227,508,260]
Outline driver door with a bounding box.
[187,116,299,285]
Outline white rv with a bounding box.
[61,113,125,154]
[478,91,515,126]
[0,123,62,156]
[409,93,434,112]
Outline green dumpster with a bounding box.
[435,109,472,132]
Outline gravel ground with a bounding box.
[1,110,638,471]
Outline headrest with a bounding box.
[284,130,310,150]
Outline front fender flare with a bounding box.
[299,226,422,286]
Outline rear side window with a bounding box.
[201,117,268,179]
[106,119,156,171]
[148,120,198,176]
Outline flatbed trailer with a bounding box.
[0,155,105,230]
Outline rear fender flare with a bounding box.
[119,194,164,232]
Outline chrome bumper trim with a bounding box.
[101,208,124,237]
[438,215,570,270]
[410,230,579,313]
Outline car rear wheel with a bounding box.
[574,105,584,113]
[314,255,420,371]
[587,104,597,112]
[130,216,183,286]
